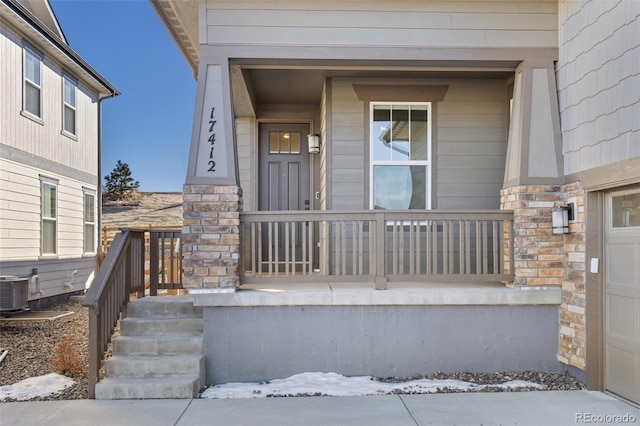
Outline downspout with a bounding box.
[97,89,119,259]
[97,97,103,257]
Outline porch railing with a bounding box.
[83,228,183,398]
[240,210,514,286]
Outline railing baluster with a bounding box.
[482,220,488,274]
[358,220,364,275]
[340,220,347,275]
[285,221,290,275]
[492,220,498,273]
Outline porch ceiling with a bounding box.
[238,60,517,107]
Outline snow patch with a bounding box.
[201,372,543,399]
[0,373,75,401]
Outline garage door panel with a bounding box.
[606,346,639,399]
[606,295,639,341]
[607,243,638,287]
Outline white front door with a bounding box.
[605,188,640,404]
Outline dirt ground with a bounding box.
[102,192,183,229]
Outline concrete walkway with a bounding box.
[1,391,638,426]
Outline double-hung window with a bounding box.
[370,102,431,210]
[83,191,96,253]
[63,75,77,135]
[23,46,42,118]
[41,179,57,255]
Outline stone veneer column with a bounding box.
[559,181,587,370]
[502,182,588,371]
[182,184,242,290]
[500,185,564,287]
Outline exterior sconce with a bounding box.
[308,134,320,154]
[552,205,573,234]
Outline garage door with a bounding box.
[605,189,640,404]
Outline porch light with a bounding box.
[308,134,320,154]
[552,206,571,234]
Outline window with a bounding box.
[41,180,57,255]
[269,131,301,154]
[24,46,42,118]
[611,192,640,228]
[370,103,431,209]
[83,192,95,253]
[63,75,76,135]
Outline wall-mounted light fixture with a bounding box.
[552,204,574,235]
[308,134,320,154]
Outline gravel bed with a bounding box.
[0,301,90,402]
[0,300,585,402]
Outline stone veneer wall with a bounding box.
[559,181,587,370]
[501,183,588,372]
[182,185,242,289]
[500,185,564,287]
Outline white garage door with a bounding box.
[605,189,640,404]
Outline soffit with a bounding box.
[149,0,199,76]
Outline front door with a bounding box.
[259,123,312,272]
[605,188,640,404]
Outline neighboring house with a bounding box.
[0,0,118,305]
[150,0,639,404]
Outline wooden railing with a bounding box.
[84,228,183,398]
[101,226,183,293]
[83,229,145,399]
[240,210,514,287]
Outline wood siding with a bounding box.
[558,0,640,175]
[329,78,508,210]
[1,22,100,176]
[0,159,97,260]
[1,19,100,300]
[205,0,557,49]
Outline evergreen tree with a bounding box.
[104,160,140,201]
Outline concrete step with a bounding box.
[127,296,202,318]
[120,316,202,335]
[95,376,201,400]
[105,354,205,378]
[113,334,203,356]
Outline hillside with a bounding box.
[102,192,183,228]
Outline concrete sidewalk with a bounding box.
[0,391,637,426]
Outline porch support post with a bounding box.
[501,60,565,288]
[504,61,563,188]
[182,59,242,291]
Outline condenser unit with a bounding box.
[0,276,29,312]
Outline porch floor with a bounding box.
[193,281,561,307]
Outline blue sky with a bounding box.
[50,0,196,192]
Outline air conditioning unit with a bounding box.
[0,276,29,312]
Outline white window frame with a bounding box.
[62,74,77,137]
[369,102,432,210]
[23,45,43,120]
[83,190,96,254]
[40,178,58,256]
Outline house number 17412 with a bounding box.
[207,107,216,172]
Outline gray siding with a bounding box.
[558,0,640,175]
[236,118,255,210]
[329,79,365,210]
[205,1,557,49]
[329,78,508,210]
